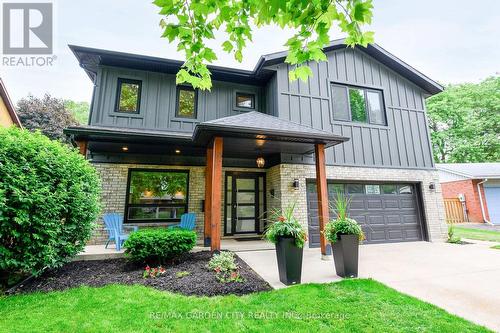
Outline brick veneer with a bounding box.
[441,179,489,222]
[90,162,447,245]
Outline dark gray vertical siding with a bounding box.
[272,47,435,169]
[91,66,264,132]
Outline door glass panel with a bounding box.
[236,220,255,232]
[236,178,255,190]
[237,192,255,204]
[237,205,255,218]
[226,176,232,204]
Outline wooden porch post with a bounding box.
[315,143,331,258]
[204,145,213,247]
[75,140,88,158]
[209,137,223,251]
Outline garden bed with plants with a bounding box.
[10,251,271,296]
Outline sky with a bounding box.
[1,0,499,104]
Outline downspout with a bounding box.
[477,179,492,225]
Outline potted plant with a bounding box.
[323,193,364,278]
[264,201,306,285]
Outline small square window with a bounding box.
[365,185,380,195]
[381,184,397,194]
[328,183,345,195]
[398,185,413,194]
[115,79,141,113]
[346,184,364,194]
[236,93,255,109]
[176,86,197,118]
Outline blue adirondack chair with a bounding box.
[103,213,138,251]
[168,212,196,230]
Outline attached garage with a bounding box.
[306,181,427,246]
[484,184,500,225]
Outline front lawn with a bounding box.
[453,226,500,242]
[0,279,489,333]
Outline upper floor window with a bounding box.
[236,93,255,109]
[176,86,197,118]
[116,78,141,113]
[331,84,386,125]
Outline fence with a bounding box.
[443,198,466,224]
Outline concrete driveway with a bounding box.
[237,241,500,332]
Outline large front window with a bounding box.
[126,170,189,223]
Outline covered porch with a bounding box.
[66,111,348,256]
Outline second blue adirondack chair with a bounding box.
[103,213,138,251]
[168,212,196,230]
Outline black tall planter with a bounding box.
[332,234,359,278]
[275,237,303,285]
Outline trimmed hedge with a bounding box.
[124,228,197,264]
[0,127,101,281]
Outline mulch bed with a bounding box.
[12,251,272,297]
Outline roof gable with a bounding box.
[69,38,443,95]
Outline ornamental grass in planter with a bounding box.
[264,201,306,285]
[323,193,365,278]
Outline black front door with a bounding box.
[224,172,265,235]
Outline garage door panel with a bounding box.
[367,199,383,209]
[401,199,417,209]
[384,199,399,208]
[307,182,424,246]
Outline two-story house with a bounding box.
[65,39,447,254]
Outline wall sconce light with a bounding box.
[175,149,181,154]
[269,189,275,196]
[256,156,265,168]
[429,182,436,190]
[292,179,300,190]
[121,146,129,152]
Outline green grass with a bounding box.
[0,280,490,333]
[491,244,500,250]
[453,226,500,242]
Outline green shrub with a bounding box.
[124,228,196,264]
[264,201,307,248]
[0,127,101,282]
[447,224,462,244]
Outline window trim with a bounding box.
[124,168,190,224]
[235,92,256,110]
[175,86,198,119]
[331,83,387,126]
[115,78,142,114]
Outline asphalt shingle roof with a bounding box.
[436,163,500,179]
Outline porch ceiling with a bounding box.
[64,112,349,157]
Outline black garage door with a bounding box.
[306,182,426,246]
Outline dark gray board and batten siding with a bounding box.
[270,47,435,169]
[91,66,265,132]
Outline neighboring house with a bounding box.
[65,39,448,252]
[0,78,21,128]
[437,163,500,225]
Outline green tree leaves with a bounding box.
[426,76,500,163]
[155,0,374,89]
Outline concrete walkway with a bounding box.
[236,241,500,332]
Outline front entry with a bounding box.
[224,172,266,236]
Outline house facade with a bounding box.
[65,40,448,252]
[438,163,500,224]
[0,78,22,128]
